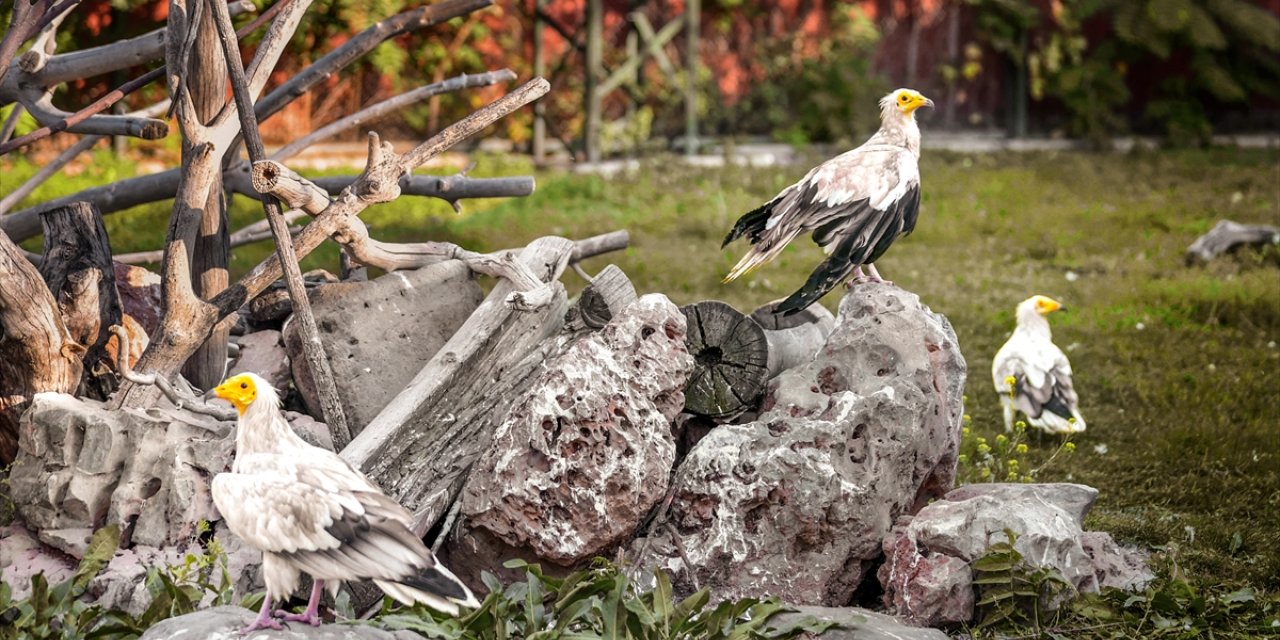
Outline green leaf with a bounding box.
[972,556,1016,572]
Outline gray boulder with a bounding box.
[284,261,482,435]
[772,606,949,640]
[1081,530,1155,591]
[635,283,966,605]
[878,483,1152,626]
[8,393,233,548]
[139,606,421,639]
[456,294,694,568]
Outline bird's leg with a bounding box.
[865,263,893,285]
[242,594,284,633]
[846,265,869,287]
[276,580,325,626]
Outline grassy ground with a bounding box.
[3,147,1278,633]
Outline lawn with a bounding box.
[3,146,1278,633]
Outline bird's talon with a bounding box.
[241,619,284,633]
[276,610,323,626]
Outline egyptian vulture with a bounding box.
[722,88,933,315]
[992,295,1087,434]
[210,373,478,632]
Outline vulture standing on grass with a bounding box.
[992,295,1087,434]
[210,373,479,633]
[722,88,934,315]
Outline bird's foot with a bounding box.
[241,616,284,633]
[847,265,870,287]
[864,264,893,285]
[275,609,323,626]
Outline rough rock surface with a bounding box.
[0,525,76,599]
[1081,531,1155,591]
[284,261,482,433]
[457,294,694,567]
[879,483,1151,626]
[8,393,234,548]
[112,263,162,335]
[230,329,290,395]
[139,606,421,639]
[771,606,950,640]
[285,410,335,452]
[636,284,967,605]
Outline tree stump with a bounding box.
[751,299,836,379]
[0,230,84,463]
[39,202,124,398]
[571,264,637,330]
[680,300,769,419]
[1185,219,1280,264]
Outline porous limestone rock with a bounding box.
[771,606,950,640]
[878,483,1152,626]
[284,261,482,434]
[456,294,694,568]
[1081,531,1155,592]
[8,393,233,548]
[636,283,966,605]
[139,606,421,639]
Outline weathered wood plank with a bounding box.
[341,236,576,535]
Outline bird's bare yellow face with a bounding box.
[213,374,257,415]
[894,89,934,114]
[1032,295,1064,315]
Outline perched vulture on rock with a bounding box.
[210,372,478,632]
[722,88,934,315]
[992,295,1087,434]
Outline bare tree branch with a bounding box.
[0,103,25,142]
[210,0,350,446]
[254,0,492,121]
[108,325,235,421]
[0,134,100,215]
[1,72,168,154]
[271,69,516,162]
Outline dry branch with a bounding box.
[39,201,123,397]
[0,228,83,463]
[114,77,549,408]
[0,135,100,215]
[1185,219,1280,264]
[211,0,350,446]
[108,325,234,422]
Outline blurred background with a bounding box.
[3,0,1278,159]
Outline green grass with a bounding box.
[3,147,1278,633]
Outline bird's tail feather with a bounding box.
[775,256,854,316]
[722,200,775,248]
[375,562,480,614]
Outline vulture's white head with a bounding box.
[1016,295,1066,330]
[880,88,934,120]
[212,372,279,416]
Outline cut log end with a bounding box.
[680,300,769,419]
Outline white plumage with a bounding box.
[210,372,478,631]
[992,296,1086,434]
[722,88,933,315]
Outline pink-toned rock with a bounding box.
[879,518,975,625]
[112,263,161,335]
[456,294,693,567]
[1082,531,1154,591]
[230,330,290,395]
[0,525,76,599]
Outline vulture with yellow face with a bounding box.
[722,88,934,314]
[992,295,1087,434]
[210,373,478,632]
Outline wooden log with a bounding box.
[751,298,836,379]
[680,300,769,419]
[39,202,124,398]
[1185,220,1280,264]
[0,229,83,463]
[341,236,575,536]
[574,264,637,329]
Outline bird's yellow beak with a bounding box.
[212,374,257,416]
[1034,296,1064,314]
[902,91,934,114]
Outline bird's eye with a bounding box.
[899,94,909,102]
[240,382,248,389]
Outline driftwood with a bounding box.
[751,299,836,379]
[0,229,83,463]
[680,300,769,419]
[1185,220,1280,264]
[574,264,638,329]
[341,236,575,536]
[211,0,351,446]
[38,202,123,398]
